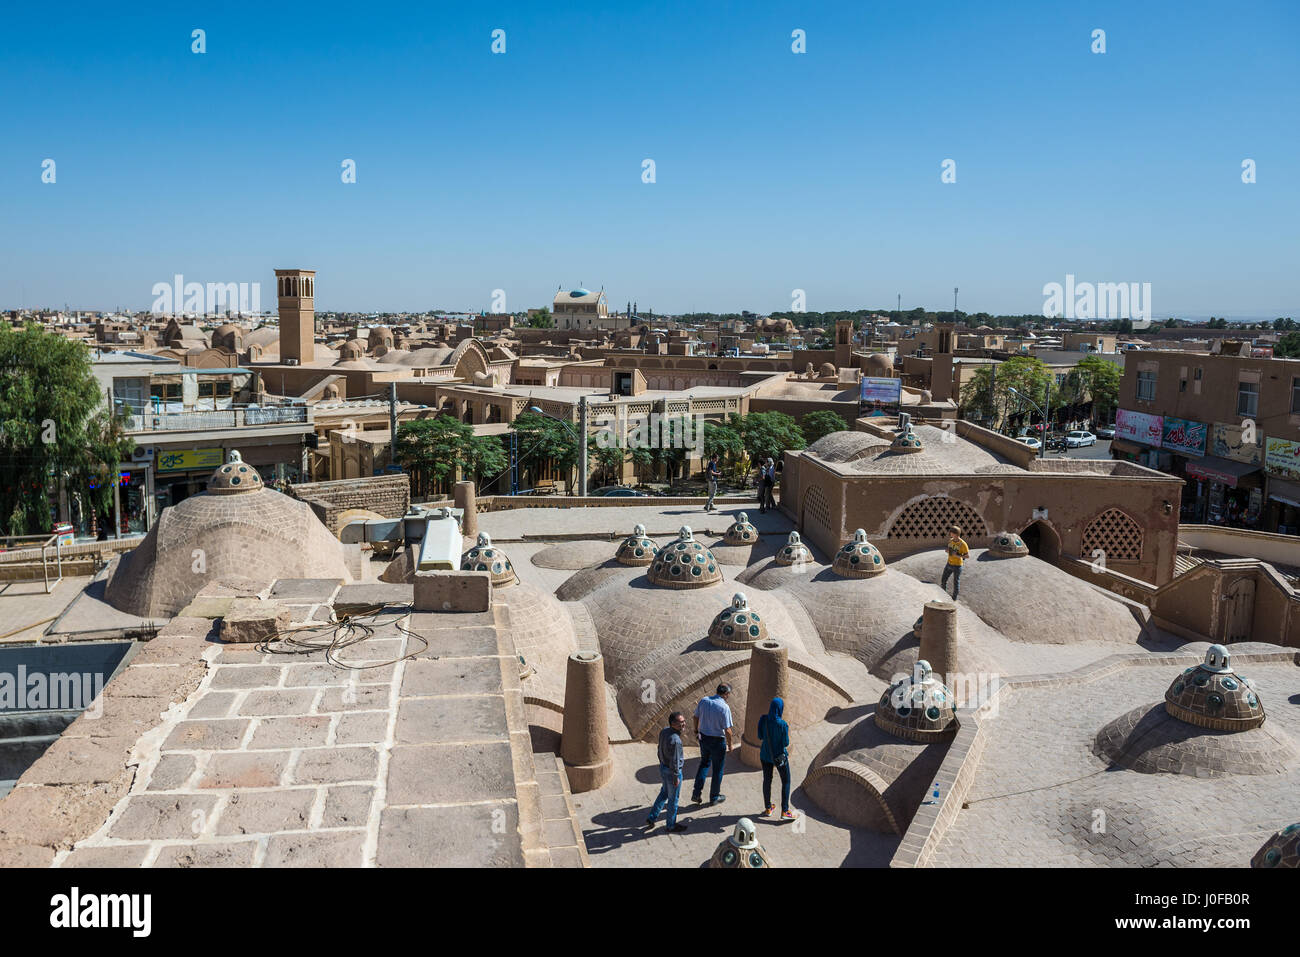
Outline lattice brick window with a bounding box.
[802,484,832,533]
[886,496,988,540]
[1082,508,1142,562]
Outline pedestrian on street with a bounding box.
[646,711,688,833]
[692,684,734,806]
[705,454,721,512]
[941,524,969,599]
[757,696,797,821]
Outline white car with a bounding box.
[1065,430,1097,448]
[1014,436,1042,450]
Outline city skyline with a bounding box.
[2,0,1297,316]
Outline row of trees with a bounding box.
[0,324,135,536]
[959,355,1121,432]
[394,409,837,495]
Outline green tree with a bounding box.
[527,308,554,329]
[1274,332,1300,358]
[465,434,507,489]
[510,411,577,487]
[800,410,849,445]
[0,323,134,536]
[1061,355,1122,424]
[630,446,655,483]
[592,445,625,487]
[394,415,474,497]
[729,411,805,464]
[959,355,1051,432]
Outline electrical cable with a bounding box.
[255,602,437,669]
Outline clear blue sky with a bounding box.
[1,0,1296,317]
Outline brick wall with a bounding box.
[289,474,410,534]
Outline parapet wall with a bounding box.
[290,474,410,534]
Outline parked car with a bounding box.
[1096,425,1115,439]
[1065,430,1097,448]
[591,485,646,497]
[1014,436,1042,450]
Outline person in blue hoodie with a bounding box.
[757,696,797,820]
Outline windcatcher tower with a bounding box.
[275,268,316,363]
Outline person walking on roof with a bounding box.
[646,712,689,833]
[941,524,969,599]
[757,696,797,821]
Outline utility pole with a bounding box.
[578,395,589,496]
[388,382,398,470]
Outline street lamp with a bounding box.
[527,397,589,496]
[1008,386,1049,455]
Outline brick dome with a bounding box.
[615,524,659,566]
[1165,645,1265,731]
[1252,823,1300,868]
[708,592,768,648]
[462,532,517,586]
[647,526,722,589]
[989,531,1029,558]
[773,531,812,567]
[723,512,758,545]
[874,660,958,742]
[206,450,264,494]
[832,529,886,578]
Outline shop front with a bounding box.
[153,447,225,516]
[1183,457,1262,527]
[1264,437,1300,534]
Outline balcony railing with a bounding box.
[119,405,311,433]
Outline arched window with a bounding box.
[1082,508,1143,562]
[886,496,988,541]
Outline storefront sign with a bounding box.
[156,447,223,473]
[1185,460,1241,487]
[1211,422,1263,465]
[1115,409,1163,448]
[1265,437,1300,482]
[1161,417,1206,457]
[859,377,901,417]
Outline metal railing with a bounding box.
[0,534,63,593]
[118,404,311,433]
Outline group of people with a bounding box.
[703,454,778,513]
[646,684,797,833]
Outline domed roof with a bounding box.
[1252,823,1300,868]
[615,524,660,566]
[570,288,590,297]
[647,526,722,589]
[874,660,958,741]
[709,818,772,868]
[207,450,264,494]
[461,532,517,586]
[864,354,893,376]
[773,531,812,567]
[102,459,352,618]
[832,529,886,578]
[989,531,1029,558]
[708,592,768,648]
[723,512,758,545]
[1165,645,1265,731]
[890,430,923,453]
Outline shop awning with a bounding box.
[1267,477,1300,508]
[1184,455,1260,488]
[1110,438,1144,455]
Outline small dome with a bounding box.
[989,532,1029,558]
[709,817,773,868]
[819,362,836,377]
[462,531,517,586]
[774,531,812,567]
[1251,823,1300,868]
[832,529,886,578]
[708,592,768,648]
[615,523,659,566]
[570,288,590,297]
[874,660,958,742]
[890,431,923,453]
[207,450,264,495]
[723,512,758,545]
[864,354,893,377]
[1164,645,1264,731]
[647,526,723,589]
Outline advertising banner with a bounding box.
[1160,417,1206,458]
[859,377,901,417]
[1264,437,1300,482]
[1210,422,1262,465]
[1115,409,1163,448]
[156,447,223,473]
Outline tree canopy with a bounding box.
[0,323,135,536]
[729,411,805,464]
[800,410,850,445]
[394,415,506,495]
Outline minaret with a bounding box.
[275,268,316,364]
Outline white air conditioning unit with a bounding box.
[132,447,154,462]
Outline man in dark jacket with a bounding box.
[645,712,688,832]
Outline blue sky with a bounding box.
[1,0,1296,317]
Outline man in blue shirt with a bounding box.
[691,684,735,805]
[645,712,688,833]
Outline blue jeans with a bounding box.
[941,563,962,599]
[648,765,682,827]
[693,735,727,801]
[706,479,718,509]
[762,759,791,813]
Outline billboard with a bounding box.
[1265,437,1300,482]
[1114,409,1163,448]
[859,377,901,417]
[1160,417,1206,458]
[1210,422,1262,465]
[156,447,223,473]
